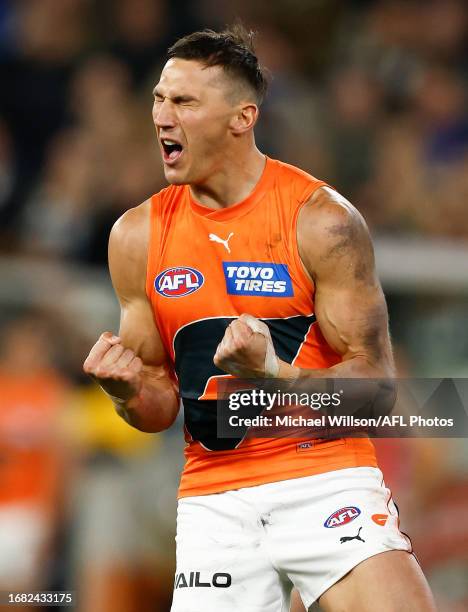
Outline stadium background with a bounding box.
[0,0,467,610]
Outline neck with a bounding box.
[189,146,266,209]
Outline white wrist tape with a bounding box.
[242,314,280,378]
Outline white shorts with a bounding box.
[0,505,48,588]
[171,467,412,612]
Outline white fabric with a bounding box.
[242,314,280,378]
[171,467,411,611]
[0,505,47,587]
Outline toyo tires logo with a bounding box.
[154,267,204,298]
[222,262,293,297]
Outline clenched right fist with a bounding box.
[83,331,143,401]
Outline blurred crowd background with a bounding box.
[0,0,467,611]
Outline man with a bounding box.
[83,25,436,612]
[0,313,69,602]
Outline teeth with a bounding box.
[162,139,178,146]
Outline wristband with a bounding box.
[241,315,280,378]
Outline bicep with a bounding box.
[108,202,170,370]
[314,272,391,368]
[119,296,167,367]
[298,187,394,374]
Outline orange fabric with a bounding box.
[0,370,66,506]
[180,438,377,497]
[146,157,377,497]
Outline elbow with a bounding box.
[354,354,397,417]
[354,343,396,378]
[367,358,395,379]
[136,413,178,433]
[341,354,393,379]
[115,403,179,433]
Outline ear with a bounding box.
[229,103,259,135]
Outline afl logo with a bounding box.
[154,267,204,298]
[324,506,361,528]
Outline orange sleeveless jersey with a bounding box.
[145,157,377,497]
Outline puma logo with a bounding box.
[209,232,234,253]
[340,527,365,544]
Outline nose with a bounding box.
[153,98,177,129]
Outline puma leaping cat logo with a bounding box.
[209,232,234,253]
[340,527,365,544]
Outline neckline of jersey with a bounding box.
[186,156,276,221]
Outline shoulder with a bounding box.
[109,199,152,295]
[298,186,368,239]
[297,186,375,281]
[110,198,152,255]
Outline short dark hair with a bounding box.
[167,23,268,104]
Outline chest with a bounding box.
[147,200,315,357]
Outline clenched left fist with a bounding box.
[213,314,280,378]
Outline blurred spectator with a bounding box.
[16,0,94,65]
[414,66,468,166]
[19,128,96,259]
[107,0,171,86]
[415,0,467,64]
[0,0,94,237]
[69,54,136,146]
[16,54,165,264]
[369,64,468,238]
[409,438,468,611]
[65,383,184,612]
[253,23,328,176]
[67,54,165,265]
[2,0,467,257]
[0,310,70,594]
[323,64,383,212]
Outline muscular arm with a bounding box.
[289,186,394,379]
[214,187,395,381]
[84,200,180,432]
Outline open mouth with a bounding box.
[161,139,183,164]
